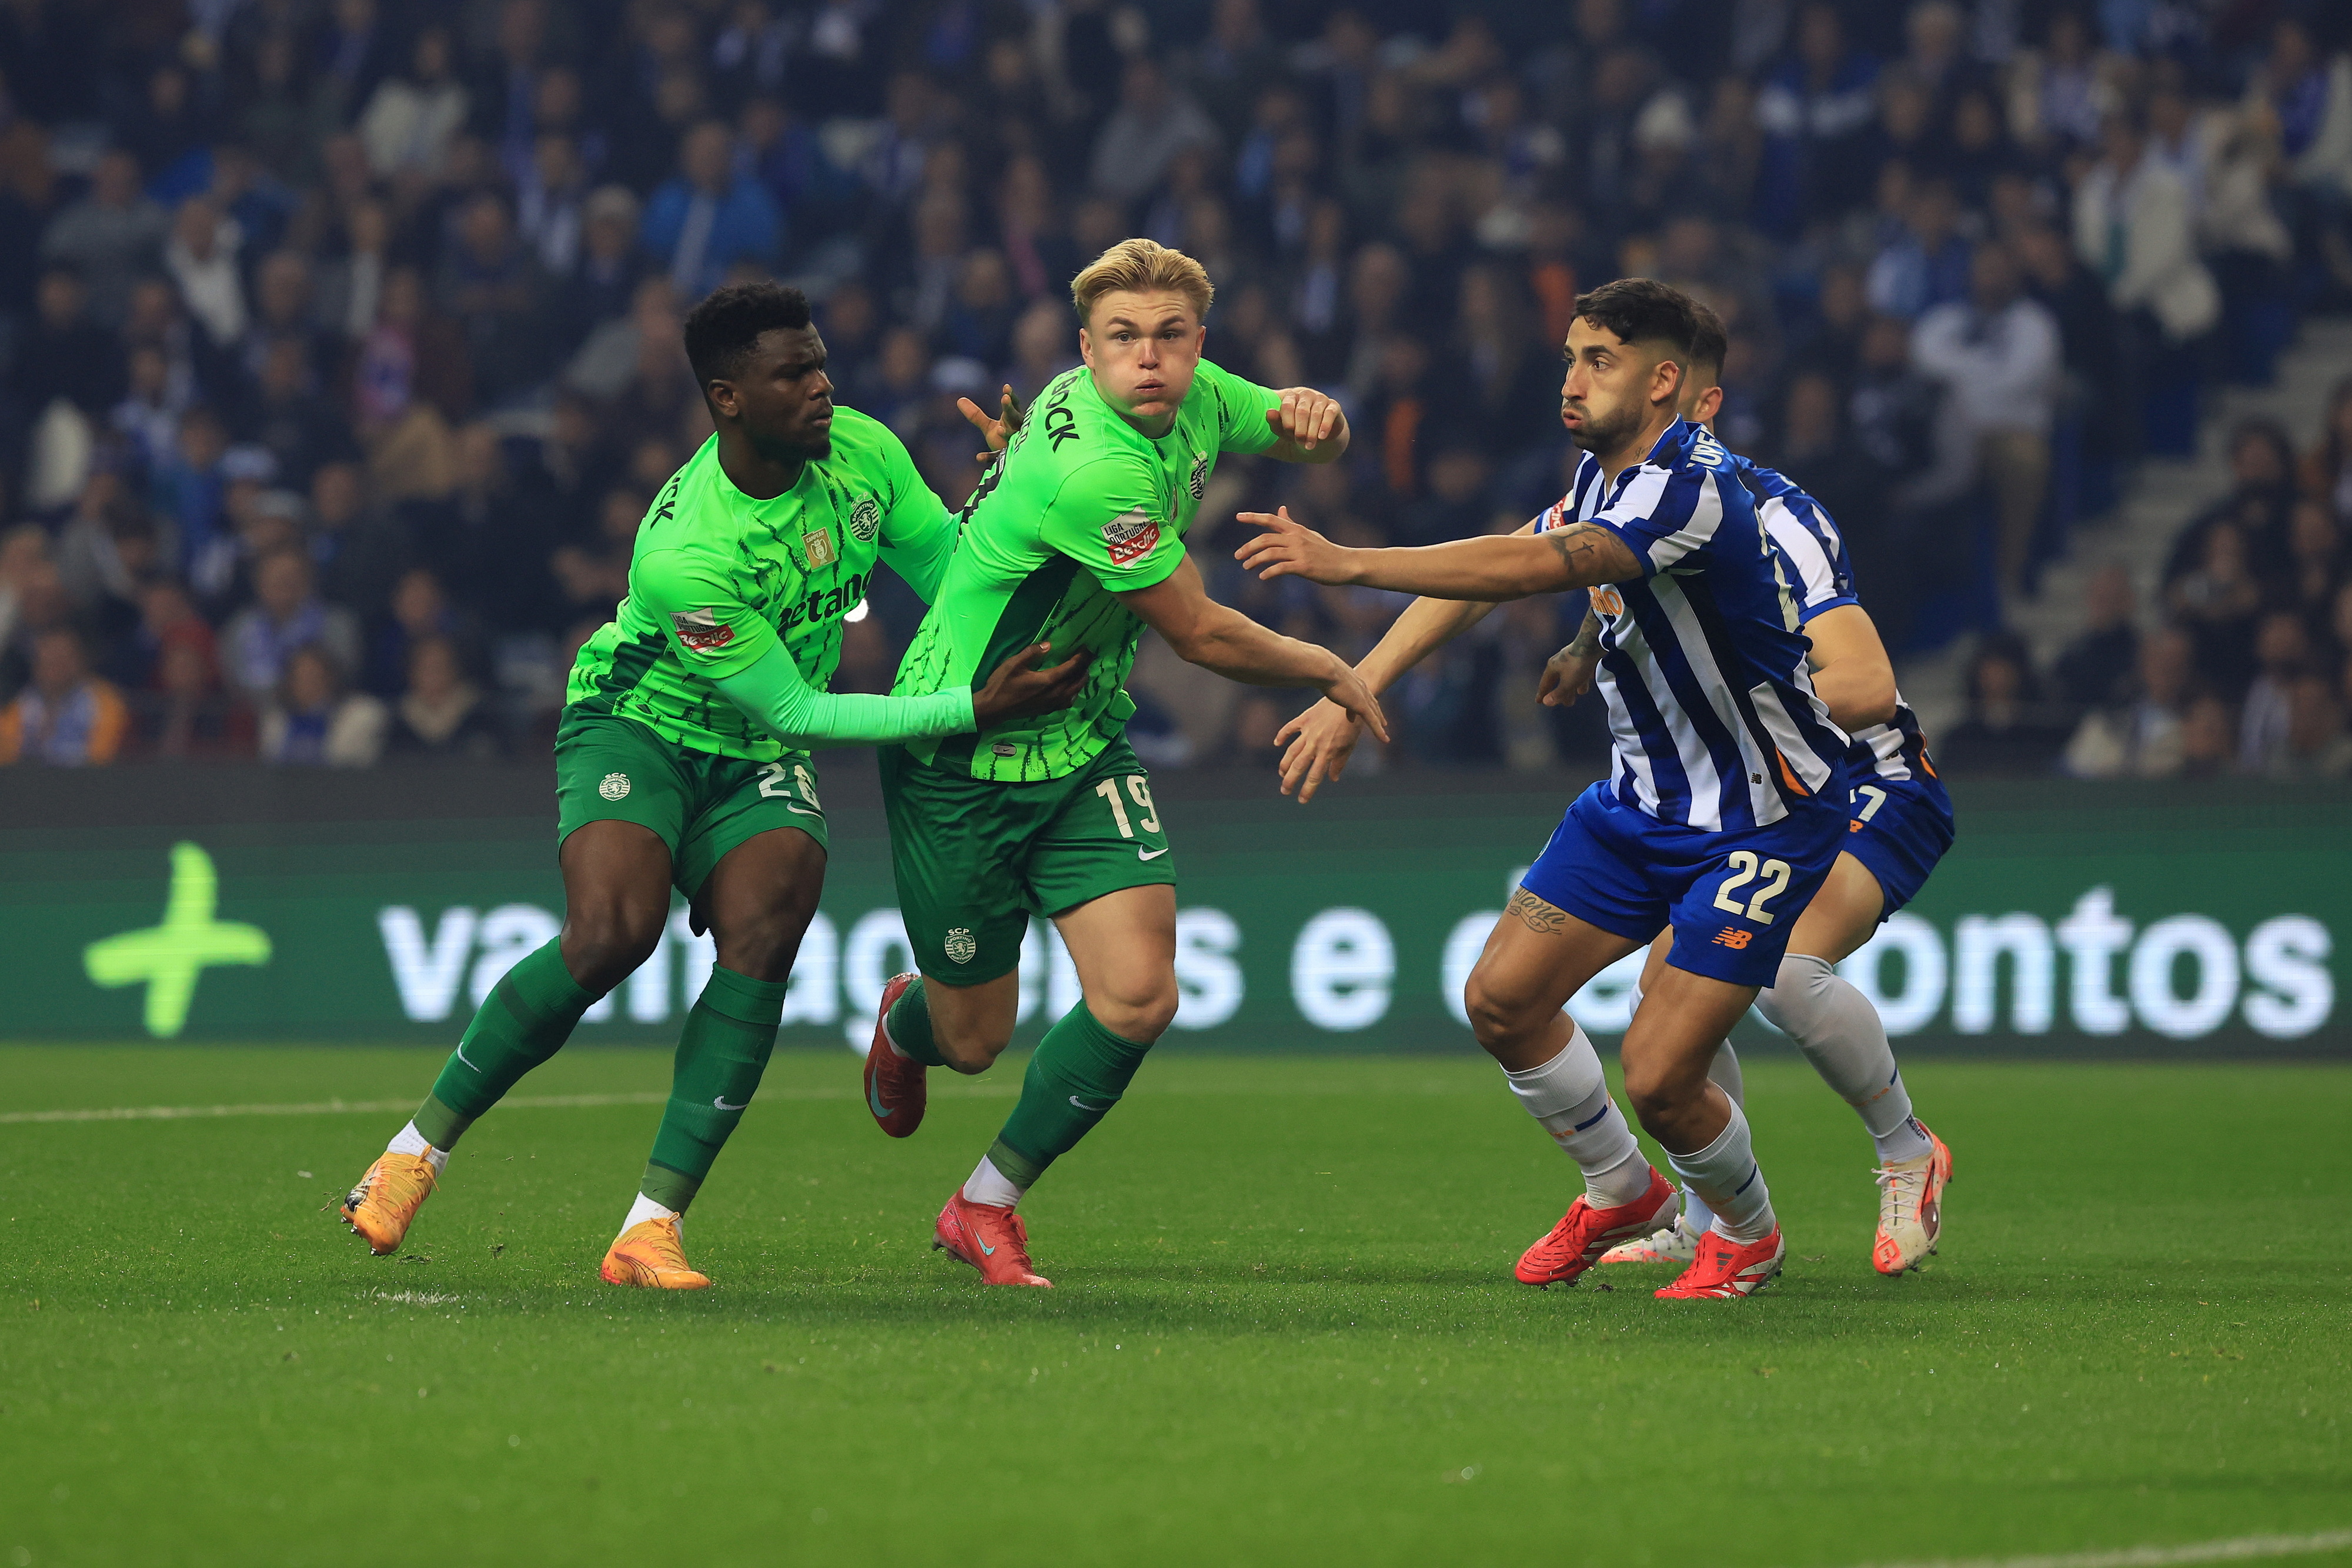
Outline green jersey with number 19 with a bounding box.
[890,357,1283,782]
[566,407,955,761]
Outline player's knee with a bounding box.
[560,902,665,992]
[1754,952,1835,1037]
[1462,971,1539,1051]
[933,1015,1013,1075]
[711,898,818,985]
[1088,978,1178,1044]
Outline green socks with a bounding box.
[883,975,945,1067]
[413,939,600,1149]
[640,966,790,1212]
[987,1002,1152,1190]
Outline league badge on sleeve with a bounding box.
[1101,508,1161,568]
[670,608,735,653]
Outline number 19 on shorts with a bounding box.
[1094,776,1161,838]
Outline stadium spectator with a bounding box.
[258,643,386,767]
[0,627,128,765]
[1936,632,2070,775]
[221,549,362,706]
[1909,242,2062,596]
[386,635,502,761]
[641,120,783,300]
[2050,563,2140,712]
[2063,623,2194,780]
[38,149,165,329]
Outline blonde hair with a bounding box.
[1070,238,1214,326]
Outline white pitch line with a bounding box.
[1860,1530,2352,1568]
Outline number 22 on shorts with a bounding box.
[1712,850,1792,924]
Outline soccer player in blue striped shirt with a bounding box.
[1237,279,1847,1299]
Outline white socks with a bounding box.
[1756,954,1932,1164]
[1503,1026,1652,1209]
[622,1192,679,1235]
[962,1155,1025,1209]
[1666,1102,1776,1243]
[387,1121,449,1175]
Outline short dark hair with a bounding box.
[1688,300,1729,379]
[1571,278,1701,359]
[683,282,814,390]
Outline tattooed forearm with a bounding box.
[1506,887,1568,935]
[1546,524,1609,578]
[1565,605,1602,657]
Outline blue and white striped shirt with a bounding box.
[1538,419,1850,831]
[1733,457,1934,785]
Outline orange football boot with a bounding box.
[933,1191,1051,1287]
[1873,1123,1953,1274]
[1656,1225,1785,1298]
[1515,1166,1680,1287]
[337,1151,438,1255]
[864,972,927,1138]
[600,1215,711,1289]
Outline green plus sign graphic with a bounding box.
[83,842,272,1038]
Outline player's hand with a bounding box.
[1265,387,1344,452]
[973,640,1094,726]
[1538,641,1601,707]
[957,384,1025,463]
[1233,506,1357,585]
[1312,653,1389,745]
[1273,696,1362,803]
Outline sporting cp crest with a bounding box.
[944,928,977,965]
[847,497,880,542]
[1188,452,1209,501]
[598,773,631,801]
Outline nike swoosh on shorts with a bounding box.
[1068,1096,1113,1111]
[1137,846,1168,860]
[713,1096,748,1111]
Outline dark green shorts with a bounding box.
[879,735,1174,984]
[554,711,828,899]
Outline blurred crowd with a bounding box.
[0,0,2348,775]
[1940,390,2352,779]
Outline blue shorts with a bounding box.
[1841,770,1955,920]
[1522,783,1847,988]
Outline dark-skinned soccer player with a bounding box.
[335,283,1091,1288]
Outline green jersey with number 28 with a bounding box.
[566,407,955,761]
[891,357,1284,782]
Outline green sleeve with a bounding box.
[874,429,957,603]
[1200,358,1285,457]
[629,546,780,681]
[715,642,975,747]
[1039,456,1185,592]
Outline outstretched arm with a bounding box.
[1116,553,1388,741]
[715,640,1093,749]
[1258,387,1349,465]
[1237,509,1643,600]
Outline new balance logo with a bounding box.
[1712,927,1755,949]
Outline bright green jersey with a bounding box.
[891,357,1282,781]
[566,407,954,761]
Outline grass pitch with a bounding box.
[1,1045,2347,1568]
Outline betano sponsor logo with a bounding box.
[374,885,2331,1045]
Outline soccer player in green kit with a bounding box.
[334,283,1090,1288]
[860,239,1389,1286]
